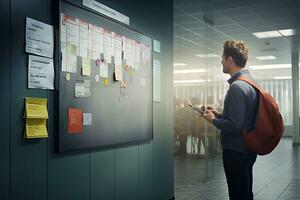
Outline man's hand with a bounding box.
[203,105,221,118]
[202,109,216,123]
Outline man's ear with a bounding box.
[228,56,234,65]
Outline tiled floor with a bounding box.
[174,137,300,200]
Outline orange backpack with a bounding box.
[237,77,284,155]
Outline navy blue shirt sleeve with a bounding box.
[213,83,246,132]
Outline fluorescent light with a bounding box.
[256,56,276,60]
[174,79,205,83]
[253,29,297,39]
[273,76,291,80]
[173,63,187,67]
[174,69,206,74]
[195,54,220,58]
[278,29,296,36]
[252,31,282,39]
[250,64,291,70]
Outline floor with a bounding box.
[174,137,300,200]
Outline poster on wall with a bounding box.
[25,17,54,58]
[79,20,89,58]
[153,59,161,102]
[28,55,54,90]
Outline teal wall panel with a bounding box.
[139,142,154,200]
[1,0,174,200]
[90,149,115,200]
[0,0,10,199]
[115,146,139,200]
[10,0,49,199]
[48,152,90,200]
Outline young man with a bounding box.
[202,40,259,200]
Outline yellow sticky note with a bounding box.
[129,69,135,76]
[66,43,77,55]
[104,79,109,86]
[114,65,123,81]
[25,118,48,138]
[82,58,91,76]
[25,97,48,119]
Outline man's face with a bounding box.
[221,54,229,74]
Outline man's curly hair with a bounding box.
[223,40,248,68]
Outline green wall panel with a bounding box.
[48,152,90,200]
[10,0,49,199]
[115,145,139,200]
[91,149,115,200]
[139,142,154,200]
[0,0,10,199]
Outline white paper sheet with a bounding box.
[61,14,67,71]
[66,43,77,73]
[133,41,141,69]
[75,80,91,97]
[28,55,54,90]
[153,39,161,53]
[153,59,161,102]
[114,33,123,66]
[79,20,89,58]
[123,36,134,67]
[88,25,93,59]
[26,17,54,58]
[83,113,92,125]
[142,43,151,64]
[103,30,112,63]
[66,16,79,54]
[114,65,123,81]
[99,61,109,78]
[82,57,91,76]
[89,24,104,60]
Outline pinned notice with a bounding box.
[24,97,48,139]
[68,108,83,133]
[25,118,48,138]
[28,55,54,90]
[75,80,91,97]
[83,113,92,126]
[82,58,91,76]
[114,65,123,81]
[26,17,54,58]
[100,61,109,78]
[153,59,161,102]
[25,97,48,119]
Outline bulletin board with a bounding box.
[58,1,153,152]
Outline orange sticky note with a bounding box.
[68,108,83,134]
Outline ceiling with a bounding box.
[174,0,300,82]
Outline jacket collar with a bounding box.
[227,69,249,84]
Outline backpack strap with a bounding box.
[236,77,262,92]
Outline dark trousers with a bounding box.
[223,149,257,200]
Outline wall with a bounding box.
[0,0,174,199]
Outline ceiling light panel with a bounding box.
[278,29,296,36]
[255,56,276,60]
[173,63,187,67]
[273,76,291,80]
[174,69,206,74]
[250,64,291,70]
[252,31,282,38]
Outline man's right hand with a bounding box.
[202,105,221,118]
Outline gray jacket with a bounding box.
[213,69,259,154]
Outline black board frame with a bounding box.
[57,0,153,152]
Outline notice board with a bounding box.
[59,1,153,152]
